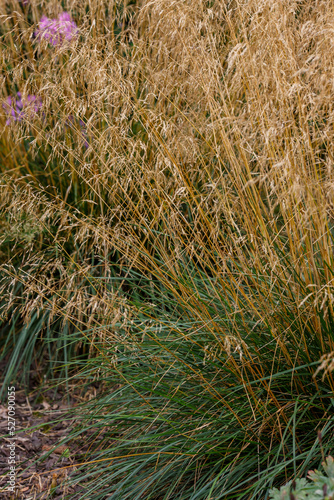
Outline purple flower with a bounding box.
[35,12,78,47]
[3,92,42,125]
[67,115,89,148]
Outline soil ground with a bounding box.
[0,373,100,499]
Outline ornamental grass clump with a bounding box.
[0,0,334,498]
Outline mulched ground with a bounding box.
[0,381,101,499]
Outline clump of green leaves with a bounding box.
[269,456,334,500]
